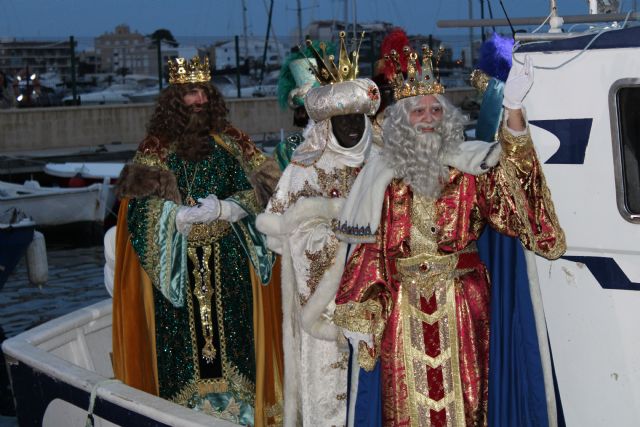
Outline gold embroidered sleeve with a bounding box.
[132,135,170,170]
[479,125,567,259]
[140,197,165,286]
[499,125,535,174]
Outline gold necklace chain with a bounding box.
[182,162,199,206]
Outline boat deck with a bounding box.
[0,244,108,425]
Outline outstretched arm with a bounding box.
[503,55,534,132]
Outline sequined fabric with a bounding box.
[305,78,380,122]
[127,135,263,424]
[262,145,365,426]
[334,129,566,426]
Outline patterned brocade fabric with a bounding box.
[334,127,566,426]
[126,133,275,426]
[262,147,365,426]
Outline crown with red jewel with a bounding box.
[386,45,445,100]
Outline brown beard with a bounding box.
[173,104,214,161]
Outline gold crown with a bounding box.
[304,31,364,85]
[386,45,445,101]
[168,56,211,85]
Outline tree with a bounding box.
[148,29,179,90]
[116,66,130,84]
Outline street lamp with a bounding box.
[15,67,39,106]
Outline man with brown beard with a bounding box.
[113,56,281,426]
[332,49,566,426]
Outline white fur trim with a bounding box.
[258,197,344,237]
[336,152,395,243]
[256,211,283,236]
[279,238,300,427]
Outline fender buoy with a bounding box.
[26,231,48,286]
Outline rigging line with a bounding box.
[262,0,283,62]
[389,0,403,28]
[498,0,516,38]
[433,0,444,27]
[531,12,552,34]
[512,12,633,71]
[486,0,496,33]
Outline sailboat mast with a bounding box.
[241,0,249,65]
[352,0,357,39]
[344,0,348,31]
[468,0,474,67]
[297,0,303,44]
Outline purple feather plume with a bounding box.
[476,33,514,82]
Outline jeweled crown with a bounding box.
[168,56,211,85]
[387,45,445,100]
[304,31,364,85]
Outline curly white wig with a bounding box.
[381,94,467,198]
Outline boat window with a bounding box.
[613,83,640,221]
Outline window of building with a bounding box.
[611,80,640,222]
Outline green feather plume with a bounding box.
[277,40,336,110]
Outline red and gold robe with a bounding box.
[334,127,566,427]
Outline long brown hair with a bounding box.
[147,82,229,143]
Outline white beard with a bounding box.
[394,129,450,199]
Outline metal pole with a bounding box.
[260,0,274,84]
[480,0,485,41]
[69,36,78,105]
[344,0,348,31]
[352,0,357,40]
[438,13,639,27]
[468,0,474,67]
[235,35,242,98]
[156,39,163,91]
[241,0,249,66]
[296,0,303,44]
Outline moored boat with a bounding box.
[2,300,236,426]
[2,13,640,427]
[0,180,115,227]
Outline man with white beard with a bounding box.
[332,48,566,426]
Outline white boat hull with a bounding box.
[2,300,238,427]
[517,27,640,426]
[0,181,115,226]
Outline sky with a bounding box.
[0,0,615,41]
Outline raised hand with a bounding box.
[503,55,534,110]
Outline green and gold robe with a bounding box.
[118,126,280,425]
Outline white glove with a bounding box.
[217,200,248,223]
[503,55,534,110]
[441,140,502,175]
[175,194,221,236]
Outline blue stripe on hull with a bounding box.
[9,360,171,427]
[517,26,640,53]
[562,256,640,291]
